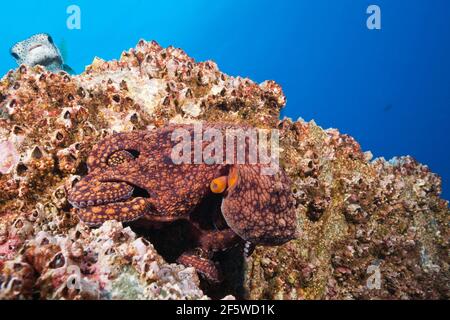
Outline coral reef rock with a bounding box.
[0,40,448,300]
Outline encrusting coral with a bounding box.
[0,40,448,299]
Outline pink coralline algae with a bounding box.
[0,140,19,175]
[0,39,448,300]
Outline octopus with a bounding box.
[68,123,298,282]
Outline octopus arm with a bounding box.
[75,197,151,226]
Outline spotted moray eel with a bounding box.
[68,123,298,282]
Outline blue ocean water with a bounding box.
[1,1,449,199]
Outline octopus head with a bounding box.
[68,133,153,226]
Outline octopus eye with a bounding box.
[47,35,54,44]
[210,176,227,194]
[11,52,20,59]
[107,150,136,167]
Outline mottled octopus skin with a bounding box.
[68,123,298,282]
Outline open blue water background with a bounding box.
[1,1,449,199]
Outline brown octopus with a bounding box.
[68,123,298,282]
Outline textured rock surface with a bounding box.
[0,220,206,299]
[246,120,449,299]
[0,40,448,299]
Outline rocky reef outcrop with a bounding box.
[0,40,448,300]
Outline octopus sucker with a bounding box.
[77,197,149,226]
[210,176,227,194]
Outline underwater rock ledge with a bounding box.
[0,40,448,300]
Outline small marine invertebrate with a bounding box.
[67,123,298,282]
